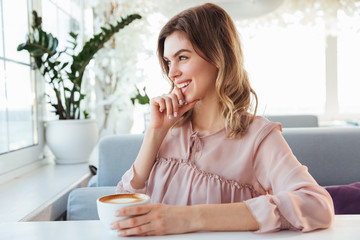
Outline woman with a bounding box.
[112,3,334,236]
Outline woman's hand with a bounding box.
[130,87,198,190]
[111,204,198,236]
[149,87,198,131]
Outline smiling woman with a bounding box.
[111,3,333,237]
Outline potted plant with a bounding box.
[17,11,141,164]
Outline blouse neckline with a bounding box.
[188,120,226,139]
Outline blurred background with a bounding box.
[1,0,360,165]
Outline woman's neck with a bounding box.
[191,100,225,136]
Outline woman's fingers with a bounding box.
[170,94,179,118]
[150,92,198,122]
[113,216,152,236]
[115,203,152,217]
[172,87,184,106]
[112,204,191,236]
[178,100,199,116]
[164,95,174,119]
[118,223,152,236]
[151,96,165,113]
[152,94,180,119]
[112,204,162,236]
[116,220,160,237]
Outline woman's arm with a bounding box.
[112,202,259,236]
[128,87,198,189]
[246,127,334,232]
[193,202,259,232]
[130,127,168,189]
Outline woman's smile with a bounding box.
[176,80,192,94]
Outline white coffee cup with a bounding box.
[97,193,150,230]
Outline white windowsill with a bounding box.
[0,161,92,222]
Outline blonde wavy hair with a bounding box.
[157,3,258,138]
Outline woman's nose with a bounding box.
[168,63,181,79]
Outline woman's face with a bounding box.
[163,31,218,104]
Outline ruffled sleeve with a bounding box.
[245,127,334,233]
[115,165,147,194]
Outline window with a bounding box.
[0,0,45,177]
[240,23,327,116]
[337,12,360,115]
[0,0,36,154]
[0,0,85,177]
[234,6,360,123]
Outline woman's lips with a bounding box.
[176,80,192,95]
[176,80,191,88]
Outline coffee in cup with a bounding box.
[97,193,150,230]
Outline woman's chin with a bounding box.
[184,95,192,104]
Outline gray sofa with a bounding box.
[266,115,319,128]
[67,127,360,220]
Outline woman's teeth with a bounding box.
[177,81,191,88]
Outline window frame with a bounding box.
[0,0,45,178]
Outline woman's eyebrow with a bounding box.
[164,49,191,60]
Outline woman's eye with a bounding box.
[165,60,171,66]
[179,56,188,61]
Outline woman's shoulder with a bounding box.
[249,115,281,127]
[244,115,282,140]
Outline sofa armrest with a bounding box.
[67,187,116,220]
[282,127,360,186]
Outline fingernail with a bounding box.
[169,115,172,119]
[110,223,117,230]
[179,100,183,105]
[174,112,178,117]
[159,108,163,112]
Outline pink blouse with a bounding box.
[116,116,334,233]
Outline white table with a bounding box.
[1,215,359,240]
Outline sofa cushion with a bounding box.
[325,182,360,214]
[98,135,143,186]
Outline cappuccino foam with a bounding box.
[99,193,146,204]
[107,198,141,204]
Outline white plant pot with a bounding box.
[46,119,99,164]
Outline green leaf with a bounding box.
[83,110,89,119]
[41,31,48,47]
[51,37,58,53]
[47,34,54,49]
[69,32,78,40]
[17,43,27,51]
[79,93,86,101]
[131,86,150,105]
[60,62,69,70]
[33,29,40,42]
